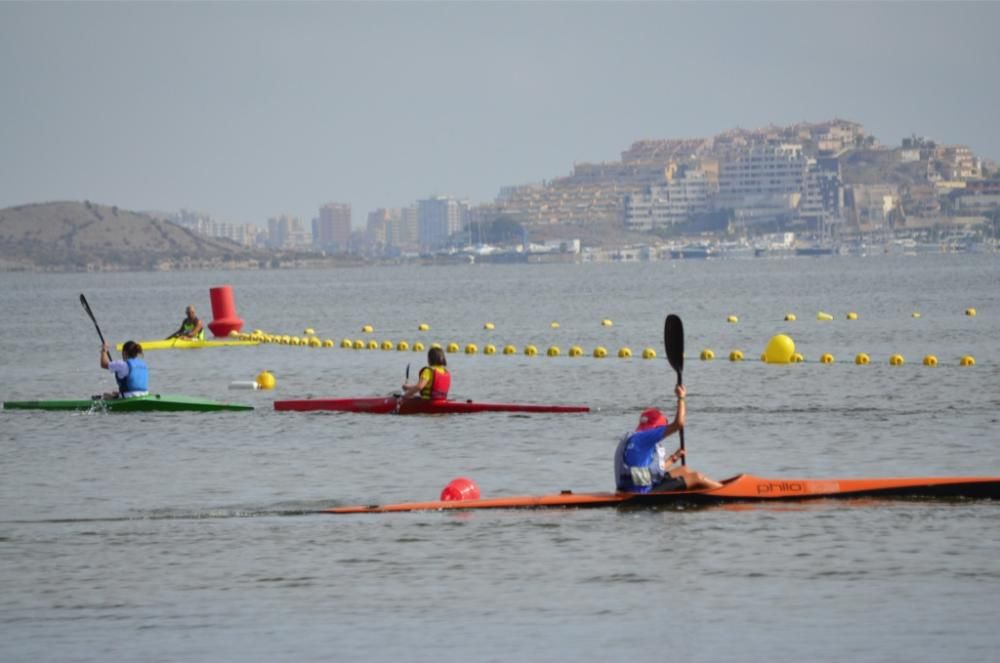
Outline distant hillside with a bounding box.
[0,201,267,271]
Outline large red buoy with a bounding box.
[207,285,244,338]
[440,477,480,501]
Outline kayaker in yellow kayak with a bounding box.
[401,347,451,400]
[100,340,149,399]
[167,305,205,340]
[614,384,722,493]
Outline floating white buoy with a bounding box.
[229,381,259,390]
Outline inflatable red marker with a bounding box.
[440,477,480,501]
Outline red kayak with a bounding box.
[326,473,1000,513]
[273,396,589,414]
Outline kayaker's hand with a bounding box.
[675,384,686,400]
[101,342,110,354]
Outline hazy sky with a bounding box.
[2,2,998,228]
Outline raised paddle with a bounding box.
[80,294,107,346]
[664,314,686,465]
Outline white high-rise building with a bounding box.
[417,196,468,249]
[624,170,713,231]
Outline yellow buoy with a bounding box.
[784,313,797,322]
[465,343,478,355]
[228,330,240,337]
[790,352,804,363]
[381,340,393,351]
[593,346,608,358]
[550,321,560,329]
[352,339,364,350]
[524,345,538,356]
[820,353,835,364]
[446,342,460,354]
[484,344,496,355]
[922,355,938,367]
[763,334,795,364]
[912,312,921,318]
[304,328,315,335]
[700,349,715,361]
[846,312,858,321]
[418,323,430,331]
[960,355,975,366]
[483,322,495,330]
[322,339,334,348]
[726,315,738,323]
[568,345,583,357]
[366,340,378,350]
[255,370,276,390]
[397,341,409,351]
[889,353,905,366]
[855,353,870,365]
[362,325,374,334]
[729,349,744,362]
[290,336,302,346]
[547,345,560,357]
[430,342,442,350]
[502,344,517,355]
[413,342,425,352]
[601,319,613,327]
[341,338,353,349]
[965,308,977,317]
[642,347,656,360]
[618,347,632,359]
[309,337,322,348]
[817,312,834,321]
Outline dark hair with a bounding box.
[122,341,143,359]
[428,347,446,367]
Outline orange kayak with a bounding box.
[326,473,1000,514]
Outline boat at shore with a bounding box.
[3,393,254,412]
[326,473,1000,513]
[274,396,589,414]
[115,338,260,351]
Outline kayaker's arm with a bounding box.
[401,374,430,399]
[100,343,112,369]
[663,385,686,437]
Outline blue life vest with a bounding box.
[614,425,669,493]
[116,358,149,395]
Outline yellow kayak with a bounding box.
[115,338,260,351]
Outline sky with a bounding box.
[2,1,998,228]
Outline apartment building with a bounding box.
[268,214,309,249]
[313,202,352,251]
[418,196,469,249]
[624,168,713,231]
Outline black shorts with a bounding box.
[653,475,687,492]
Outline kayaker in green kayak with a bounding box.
[100,340,149,399]
[401,347,451,400]
[167,305,205,340]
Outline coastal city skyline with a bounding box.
[2,2,999,232]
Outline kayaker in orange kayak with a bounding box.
[99,340,149,399]
[614,384,722,493]
[401,347,451,400]
[167,305,205,340]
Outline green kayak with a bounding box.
[3,393,254,412]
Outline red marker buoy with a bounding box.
[440,477,480,501]
[207,285,244,338]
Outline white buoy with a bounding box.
[229,381,260,390]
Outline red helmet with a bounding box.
[636,408,667,431]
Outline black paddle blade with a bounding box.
[80,294,106,345]
[664,314,684,382]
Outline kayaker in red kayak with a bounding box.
[401,347,451,400]
[167,305,205,340]
[614,385,722,493]
[99,340,149,399]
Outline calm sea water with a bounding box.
[2,254,999,662]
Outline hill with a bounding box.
[0,201,267,271]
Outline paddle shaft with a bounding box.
[80,294,107,346]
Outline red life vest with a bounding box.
[421,366,450,400]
